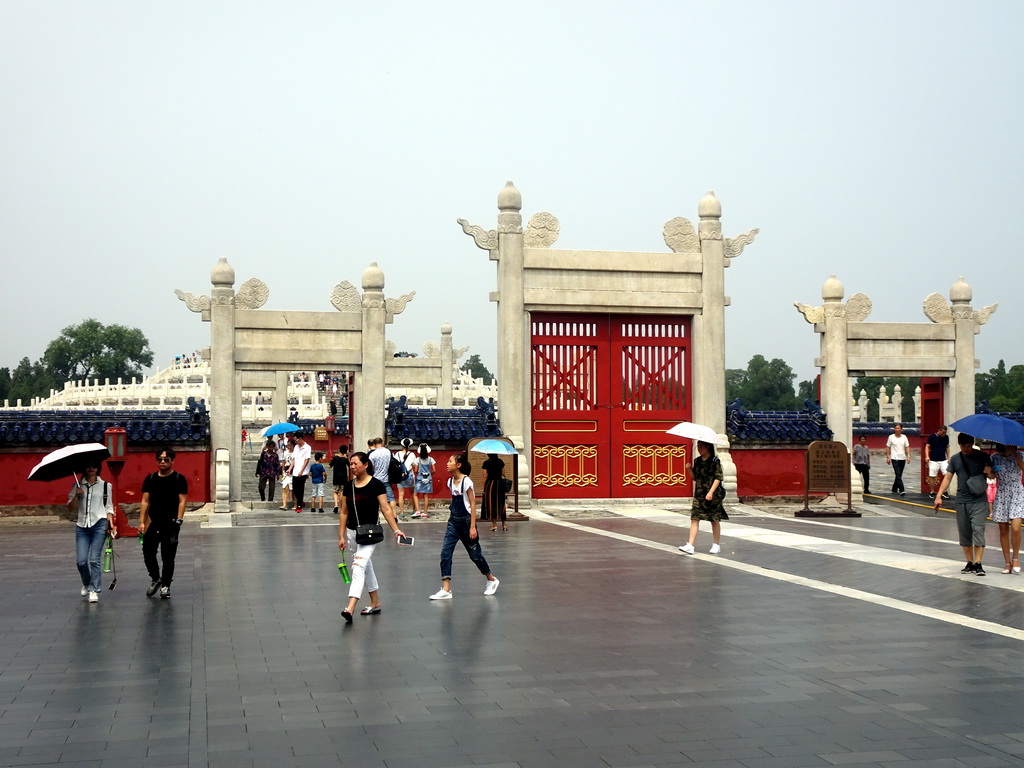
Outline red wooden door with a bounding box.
[531,313,692,499]
[918,377,944,493]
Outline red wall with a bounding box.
[732,448,808,496]
[2,449,211,507]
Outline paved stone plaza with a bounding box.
[4,495,1024,768]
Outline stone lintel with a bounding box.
[235,309,362,332]
[525,292,703,312]
[814,356,957,376]
[846,322,956,341]
[234,349,362,366]
[526,249,703,274]
[385,365,446,387]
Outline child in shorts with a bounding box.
[310,451,327,512]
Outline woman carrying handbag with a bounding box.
[337,452,405,623]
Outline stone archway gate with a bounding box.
[177,259,415,511]
[796,274,997,489]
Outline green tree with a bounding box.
[797,378,817,403]
[726,355,800,410]
[460,354,495,383]
[4,357,53,403]
[43,319,153,383]
[977,359,1024,412]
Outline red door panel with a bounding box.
[531,313,691,499]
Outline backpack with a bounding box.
[388,453,410,484]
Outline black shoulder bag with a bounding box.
[352,482,385,545]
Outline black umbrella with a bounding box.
[27,443,111,483]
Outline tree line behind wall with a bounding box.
[728,356,1024,419]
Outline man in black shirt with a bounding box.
[139,448,189,599]
[329,443,349,515]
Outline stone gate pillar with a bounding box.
[948,277,978,429]
[440,321,453,408]
[209,258,236,512]
[691,191,737,499]
[273,370,289,425]
[820,275,853,452]
[358,262,387,447]
[495,182,529,490]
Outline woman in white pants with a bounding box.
[337,452,405,623]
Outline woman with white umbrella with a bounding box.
[67,462,115,602]
[678,440,726,555]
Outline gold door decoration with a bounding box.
[533,445,599,487]
[621,444,688,486]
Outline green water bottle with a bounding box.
[338,558,351,584]
[139,532,144,545]
[102,542,113,573]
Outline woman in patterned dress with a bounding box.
[678,440,726,555]
[991,443,1024,574]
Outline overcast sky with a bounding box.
[2,1,1021,387]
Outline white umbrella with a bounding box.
[28,443,111,483]
[666,422,726,446]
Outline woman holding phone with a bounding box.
[337,452,405,622]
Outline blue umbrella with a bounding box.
[469,438,518,455]
[263,422,301,437]
[949,414,1024,446]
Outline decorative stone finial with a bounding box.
[211,257,235,286]
[950,275,971,303]
[698,190,721,218]
[822,274,844,301]
[441,321,452,335]
[362,262,385,291]
[497,181,522,211]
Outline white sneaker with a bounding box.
[88,591,99,603]
[429,589,453,600]
[678,543,695,554]
[710,543,721,554]
[484,578,500,596]
[81,586,88,597]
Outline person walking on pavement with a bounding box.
[67,462,115,603]
[368,437,398,518]
[329,443,350,515]
[925,425,950,499]
[990,443,1024,574]
[411,443,435,518]
[139,448,189,599]
[428,452,500,600]
[255,439,281,502]
[852,435,871,495]
[934,432,994,575]
[886,423,911,495]
[290,432,312,512]
[678,440,726,555]
[337,452,405,623]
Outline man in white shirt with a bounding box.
[290,433,312,512]
[885,423,911,496]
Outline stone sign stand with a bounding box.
[796,275,996,498]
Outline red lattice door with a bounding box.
[531,313,691,499]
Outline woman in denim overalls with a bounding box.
[428,452,500,600]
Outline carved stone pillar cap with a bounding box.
[211,257,235,286]
[362,261,385,291]
[440,321,452,335]
[950,275,972,303]
[822,274,844,301]
[698,190,721,218]
[497,180,522,211]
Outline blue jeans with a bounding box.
[439,515,491,581]
[76,519,108,593]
